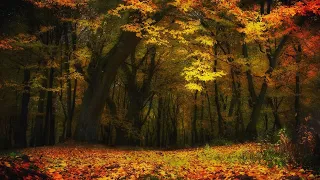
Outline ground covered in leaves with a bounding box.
[0,142,318,179]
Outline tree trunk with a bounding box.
[192,90,198,145]
[157,96,163,147]
[243,43,257,107]
[293,44,302,142]
[200,94,205,143]
[30,79,46,146]
[66,32,73,139]
[268,97,282,130]
[15,69,30,148]
[44,68,55,145]
[214,45,224,137]
[295,44,302,129]
[75,32,140,141]
[205,91,214,139]
[245,35,289,140]
[75,9,165,142]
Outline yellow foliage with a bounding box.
[182,58,226,91]
[195,36,216,47]
[238,21,267,43]
[108,0,157,17]
[169,0,198,12]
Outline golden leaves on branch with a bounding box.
[28,0,88,9]
[108,0,157,17]
[182,51,226,92]
[0,34,37,50]
[168,0,200,12]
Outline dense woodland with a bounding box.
[0,0,320,152]
[1,0,320,179]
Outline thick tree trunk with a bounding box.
[15,69,30,148]
[245,80,268,139]
[75,32,140,141]
[64,22,76,139]
[245,35,289,140]
[75,8,165,142]
[231,68,244,138]
[121,47,156,145]
[243,43,257,107]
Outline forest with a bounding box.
[0,0,320,179]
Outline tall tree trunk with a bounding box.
[122,47,156,145]
[245,35,289,140]
[200,94,205,143]
[243,43,257,107]
[170,101,179,146]
[75,32,140,141]
[205,91,214,139]
[30,79,46,146]
[265,114,268,131]
[293,44,302,142]
[231,68,244,138]
[157,96,163,147]
[295,44,302,129]
[15,69,30,148]
[214,45,224,137]
[44,68,55,145]
[64,23,74,139]
[192,91,198,145]
[75,9,165,142]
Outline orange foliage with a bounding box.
[0,143,318,179]
[28,0,88,9]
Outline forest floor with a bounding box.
[0,142,318,180]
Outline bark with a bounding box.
[122,46,156,145]
[170,101,179,146]
[200,94,205,143]
[243,43,257,107]
[265,114,268,131]
[245,35,289,140]
[214,45,225,137]
[157,96,163,147]
[64,23,73,139]
[205,91,214,139]
[30,79,46,146]
[75,9,166,142]
[44,68,55,145]
[75,31,141,141]
[15,69,30,148]
[192,91,198,145]
[267,97,282,130]
[293,44,302,142]
[267,0,272,14]
[295,44,302,130]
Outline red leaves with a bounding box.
[0,144,318,179]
